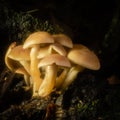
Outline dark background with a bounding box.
[0,0,120,119]
[0,0,119,77]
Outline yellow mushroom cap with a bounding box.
[5,42,21,71]
[67,44,100,70]
[49,43,67,56]
[52,34,73,48]
[23,31,54,49]
[37,43,67,59]
[38,54,71,68]
[8,45,30,61]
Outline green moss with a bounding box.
[1,6,64,42]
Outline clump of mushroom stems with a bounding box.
[5,31,101,97]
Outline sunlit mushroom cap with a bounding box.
[23,31,54,49]
[67,44,100,70]
[52,34,73,48]
[5,42,16,66]
[5,42,21,71]
[8,45,30,61]
[49,43,67,56]
[37,43,67,59]
[38,54,71,68]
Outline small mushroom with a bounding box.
[6,45,31,85]
[5,42,31,85]
[8,45,31,74]
[38,54,71,97]
[23,31,54,96]
[37,43,67,59]
[49,43,67,56]
[52,34,73,48]
[5,42,20,71]
[61,44,100,91]
[67,44,100,70]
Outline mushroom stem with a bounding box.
[15,67,30,86]
[55,68,69,90]
[61,65,84,91]
[30,46,43,96]
[24,75,31,86]
[38,63,57,97]
[19,61,30,74]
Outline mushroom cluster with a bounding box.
[5,31,100,97]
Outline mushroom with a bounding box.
[7,45,31,74]
[60,44,100,91]
[49,43,67,56]
[5,42,19,71]
[37,43,68,91]
[23,31,54,96]
[38,54,71,97]
[6,45,31,85]
[67,44,100,70]
[52,34,73,48]
[37,43,67,59]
